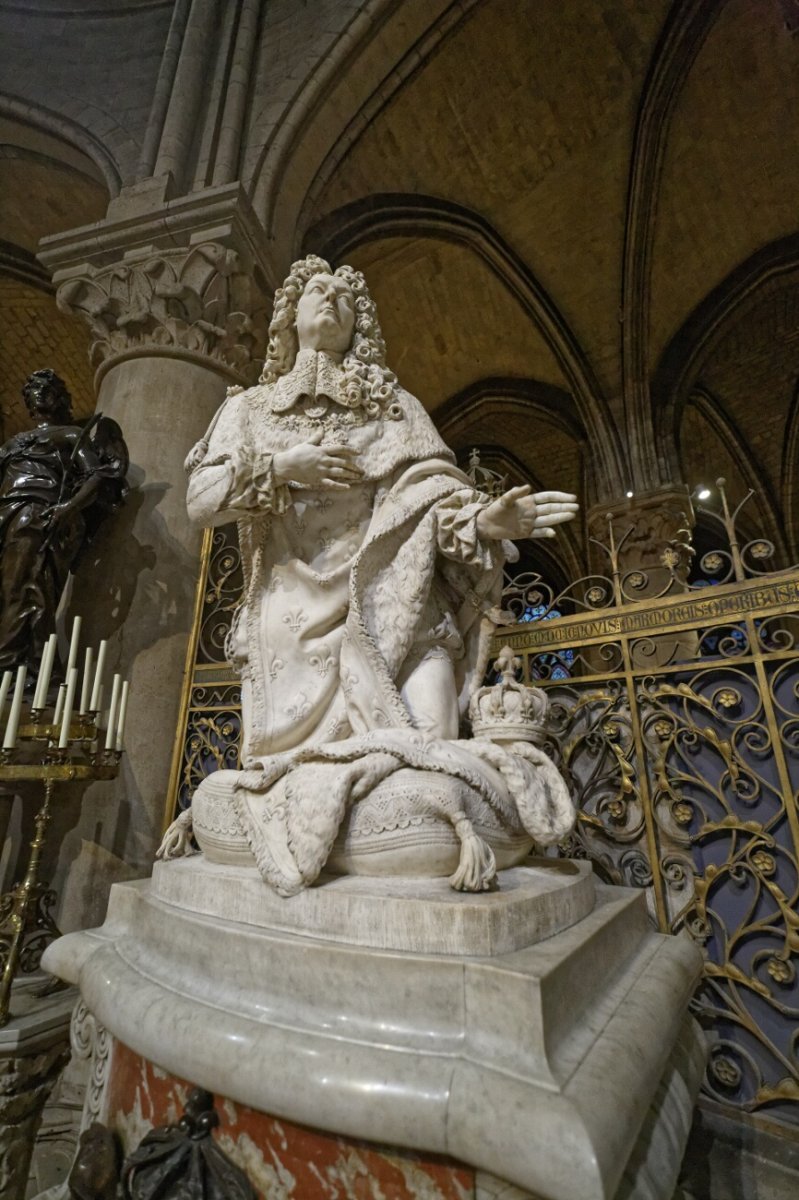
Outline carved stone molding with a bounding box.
[0,240,54,293]
[37,185,272,386]
[69,1000,111,1133]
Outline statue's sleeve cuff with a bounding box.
[186,454,236,507]
[436,490,496,567]
[227,451,289,514]
[252,453,290,514]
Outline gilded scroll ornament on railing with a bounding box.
[167,524,244,816]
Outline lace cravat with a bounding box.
[270,349,345,416]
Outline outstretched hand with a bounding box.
[273,428,363,491]
[476,485,578,541]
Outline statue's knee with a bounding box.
[400,654,459,739]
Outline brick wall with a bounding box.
[0,278,94,440]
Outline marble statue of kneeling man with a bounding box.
[158,256,577,894]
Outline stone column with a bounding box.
[37,187,271,927]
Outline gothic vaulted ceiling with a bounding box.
[0,0,797,560]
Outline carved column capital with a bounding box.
[586,485,698,666]
[53,241,268,384]
[38,185,272,386]
[587,485,695,591]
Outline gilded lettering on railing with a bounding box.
[494,577,799,652]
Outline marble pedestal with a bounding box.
[42,857,705,1200]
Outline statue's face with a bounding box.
[25,382,70,423]
[296,273,355,355]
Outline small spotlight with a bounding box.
[625,490,634,498]
[696,485,711,500]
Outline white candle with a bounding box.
[32,634,57,711]
[53,684,67,728]
[114,680,130,751]
[66,615,82,676]
[79,646,94,716]
[105,674,121,751]
[89,640,107,713]
[58,667,79,749]
[0,671,12,718]
[3,665,27,750]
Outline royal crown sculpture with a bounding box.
[469,645,548,744]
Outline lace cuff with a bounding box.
[436,491,496,567]
[226,449,290,514]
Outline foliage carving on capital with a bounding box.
[56,244,269,383]
[588,489,694,581]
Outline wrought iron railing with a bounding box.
[165,527,243,816]
[492,482,799,1124]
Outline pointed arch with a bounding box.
[305,194,624,499]
[435,377,582,444]
[0,92,120,197]
[653,234,799,480]
[247,0,480,258]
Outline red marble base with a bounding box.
[106,1040,475,1199]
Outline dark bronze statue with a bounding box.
[0,369,128,675]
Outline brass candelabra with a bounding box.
[0,715,122,1027]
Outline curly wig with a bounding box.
[260,255,397,419]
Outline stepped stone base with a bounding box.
[42,857,705,1200]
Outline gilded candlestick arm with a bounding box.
[0,612,132,1027]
